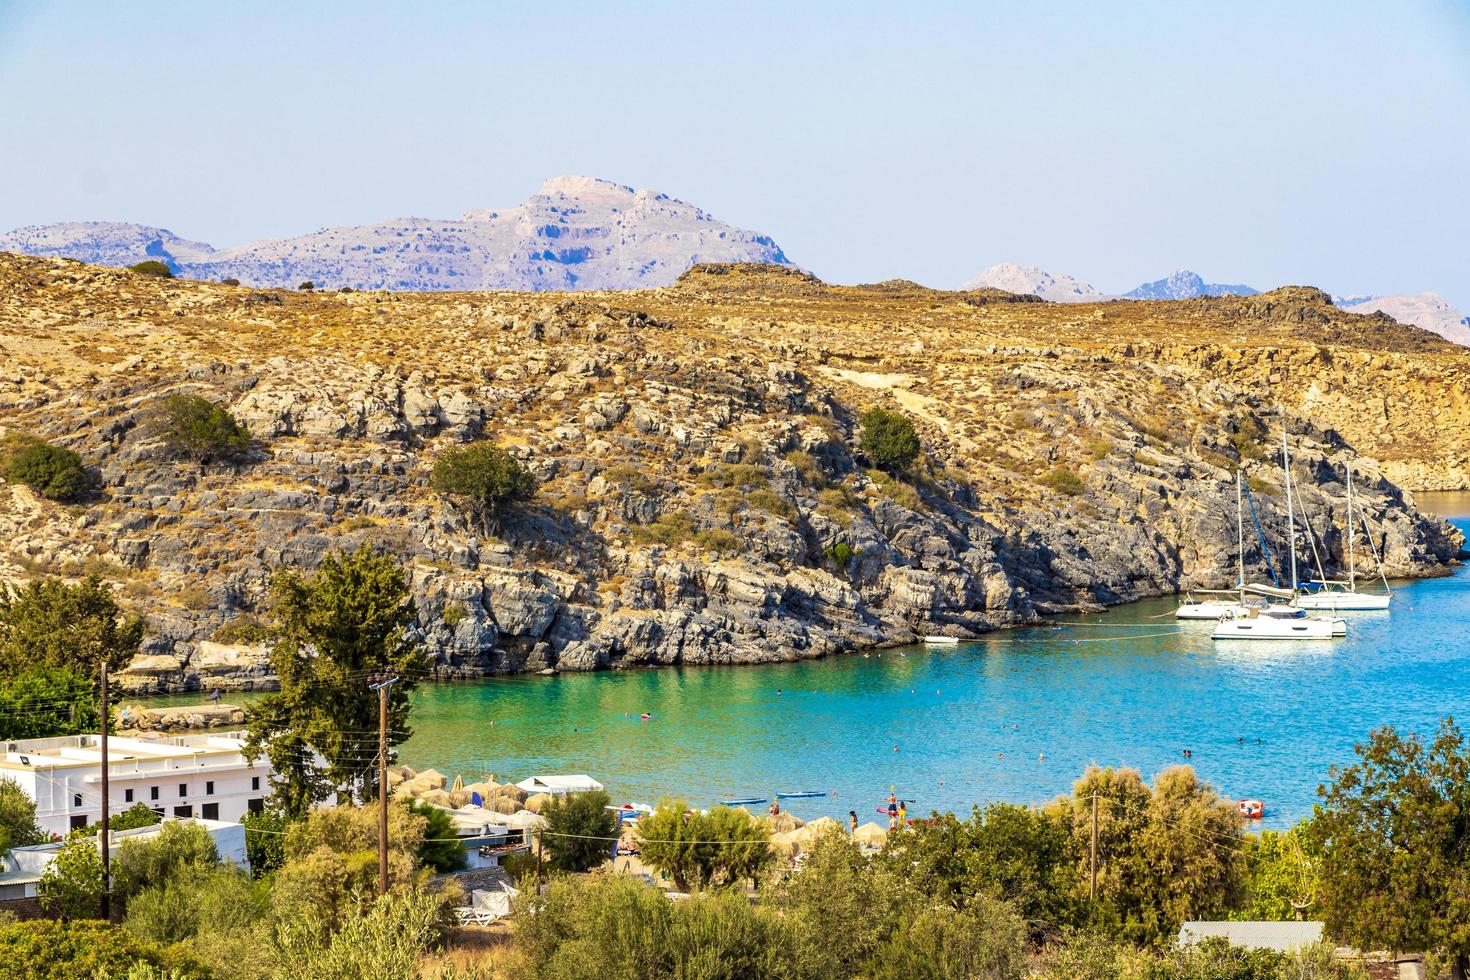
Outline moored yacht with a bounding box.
[1212,604,1347,639]
[1291,461,1392,612]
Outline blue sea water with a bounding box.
[393,496,1470,828]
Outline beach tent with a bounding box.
[853,822,887,847]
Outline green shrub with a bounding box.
[79,801,161,837]
[699,463,769,490]
[694,528,740,555]
[630,510,696,547]
[635,800,774,892]
[298,280,315,291]
[441,601,467,628]
[0,666,99,740]
[1229,417,1269,461]
[859,406,921,472]
[543,788,619,873]
[1040,466,1085,496]
[784,449,828,488]
[603,464,653,491]
[431,442,537,533]
[157,393,253,462]
[1084,436,1113,460]
[114,820,220,902]
[826,541,855,567]
[3,439,90,500]
[272,887,447,979]
[0,919,205,979]
[38,834,107,918]
[867,468,922,510]
[210,615,269,645]
[0,777,44,854]
[129,260,174,278]
[240,809,291,877]
[0,574,144,676]
[746,488,797,521]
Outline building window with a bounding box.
[174,805,193,818]
[125,788,134,803]
[69,815,87,831]
[179,783,187,798]
[251,776,260,791]
[201,802,219,820]
[73,793,82,807]
[206,781,214,795]
[150,786,159,801]
[247,797,264,814]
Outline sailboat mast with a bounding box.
[1283,428,1298,592]
[1346,461,1357,592]
[1237,470,1245,601]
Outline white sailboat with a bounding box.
[1212,431,1347,641]
[1177,472,1258,620]
[1292,461,1392,612]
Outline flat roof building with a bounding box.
[0,731,271,837]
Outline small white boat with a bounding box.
[922,635,959,645]
[1292,590,1390,611]
[1212,605,1346,640]
[1175,592,1246,620]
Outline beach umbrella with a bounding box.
[523,792,555,814]
[769,830,803,857]
[416,768,448,790]
[451,773,464,794]
[448,790,470,808]
[492,797,520,815]
[494,784,528,804]
[803,816,842,836]
[500,810,548,830]
[853,822,888,847]
[421,789,452,807]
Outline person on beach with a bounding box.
[770,799,781,817]
[849,810,858,832]
[898,800,907,826]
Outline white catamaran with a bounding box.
[1292,460,1392,612]
[1212,431,1347,641]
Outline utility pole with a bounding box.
[368,673,398,899]
[1088,793,1098,903]
[99,659,111,922]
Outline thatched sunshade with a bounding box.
[523,792,555,813]
[853,822,888,847]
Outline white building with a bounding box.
[0,730,271,837]
[0,817,251,901]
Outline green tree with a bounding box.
[113,820,220,902]
[1312,718,1470,980]
[859,406,921,472]
[244,546,426,815]
[1050,765,1243,945]
[38,834,107,919]
[0,777,45,860]
[3,439,91,501]
[241,809,291,877]
[129,260,175,278]
[0,665,99,740]
[1237,818,1321,921]
[0,575,144,677]
[411,799,468,874]
[273,886,448,979]
[635,800,774,892]
[430,442,537,534]
[80,800,162,837]
[867,896,1030,980]
[156,392,253,463]
[541,789,617,873]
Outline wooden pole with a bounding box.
[1088,793,1098,903]
[100,660,111,922]
[369,673,398,900]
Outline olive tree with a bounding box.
[858,406,920,472]
[430,442,536,534]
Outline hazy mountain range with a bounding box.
[3,176,1465,345]
[0,176,794,292]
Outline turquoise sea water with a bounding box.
[391,494,1470,829]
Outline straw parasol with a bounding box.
[767,811,804,834]
[853,822,888,847]
[416,768,448,790]
[769,829,804,857]
[492,797,520,815]
[451,773,464,794]
[803,815,843,836]
[420,789,452,807]
[523,792,555,814]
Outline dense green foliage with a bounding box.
[114,821,220,902]
[241,809,291,877]
[80,800,163,837]
[0,664,99,740]
[635,799,775,891]
[129,260,175,278]
[272,887,448,979]
[0,777,45,858]
[411,799,468,874]
[156,392,253,462]
[244,546,426,815]
[38,833,107,918]
[541,788,618,873]
[430,442,537,533]
[0,918,206,979]
[1237,819,1320,921]
[0,574,144,676]
[2,437,91,500]
[858,406,921,472]
[1312,718,1470,978]
[1036,932,1363,979]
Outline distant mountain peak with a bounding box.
[960,262,1104,302]
[1124,270,1258,300]
[1343,292,1470,347]
[0,177,794,292]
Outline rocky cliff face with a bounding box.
[0,177,794,292]
[1342,293,1470,347]
[0,255,1465,692]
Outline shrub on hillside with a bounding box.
[635,800,773,892]
[2,438,91,501]
[859,406,920,472]
[0,918,206,979]
[38,834,107,918]
[129,260,174,278]
[1040,465,1085,496]
[114,820,220,902]
[410,799,468,874]
[430,442,537,533]
[156,392,253,462]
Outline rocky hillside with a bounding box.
[1342,293,1470,347]
[0,254,1466,693]
[0,177,795,292]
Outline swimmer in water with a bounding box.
[1039,753,1046,761]
[776,689,783,696]
[893,743,899,753]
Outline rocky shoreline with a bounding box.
[0,256,1465,694]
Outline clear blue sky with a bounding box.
[1,0,1467,304]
